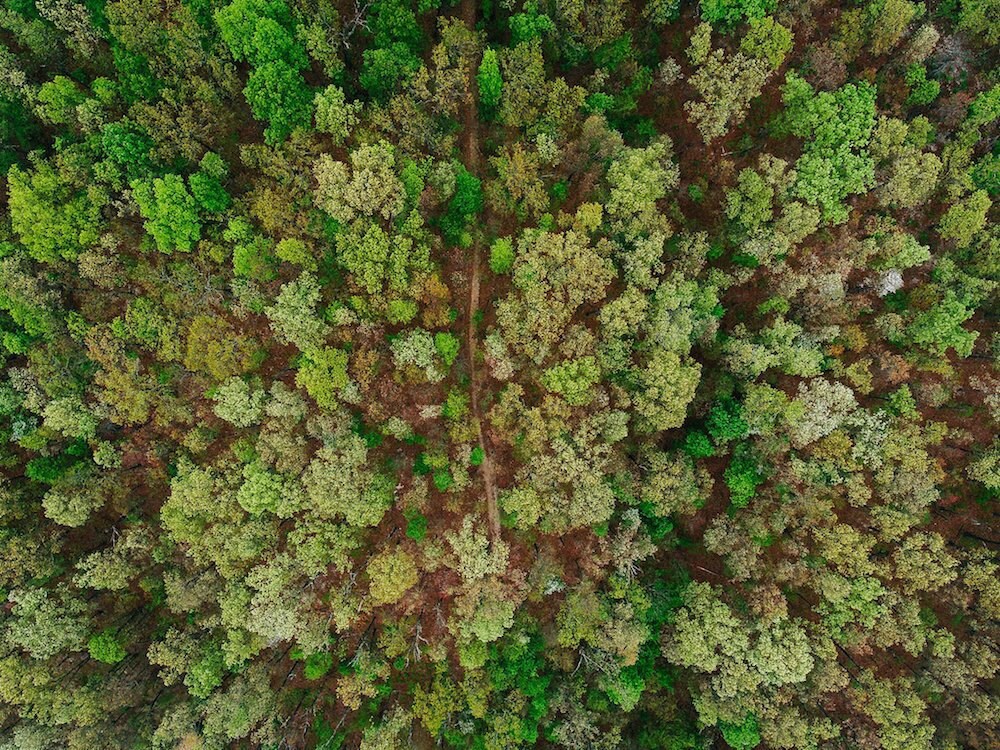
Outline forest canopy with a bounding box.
[0,1,998,749]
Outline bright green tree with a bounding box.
[131,174,202,253]
[88,630,127,664]
[8,162,103,263]
[477,48,502,115]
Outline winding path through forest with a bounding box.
[459,0,501,543]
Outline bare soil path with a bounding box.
[459,0,501,543]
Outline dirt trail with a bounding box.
[459,0,501,543]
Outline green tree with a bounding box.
[957,0,1000,45]
[131,174,201,253]
[937,190,991,248]
[296,347,350,409]
[303,651,334,680]
[314,85,360,144]
[866,0,920,56]
[633,350,701,432]
[35,75,85,125]
[243,60,313,143]
[237,461,289,517]
[782,74,878,223]
[360,42,421,100]
[189,154,231,214]
[904,64,940,106]
[367,549,419,604]
[720,714,761,750]
[541,356,601,406]
[489,238,515,273]
[8,161,103,263]
[101,120,155,174]
[740,16,793,68]
[477,48,502,114]
[509,3,555,43]
[184,315,259,382]
[441,164,483,246]
[212,377,266,427]
[906,293,979,358]
[186,642,225,698]
[707,398,749,445]
[215,0,299,64]
[216,0,312,142]
[5,587,90,659]
[302,440,394,526]
[724,447,766,509]
[683,429,716,459]
[88,630,127,664]
[434,332,461,369]
[700,0,775,28]
[266,273,329,351]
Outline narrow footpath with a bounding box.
[459,0,501,543]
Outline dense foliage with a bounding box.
[0,1,997,749]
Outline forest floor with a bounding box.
[460,0,501,543]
